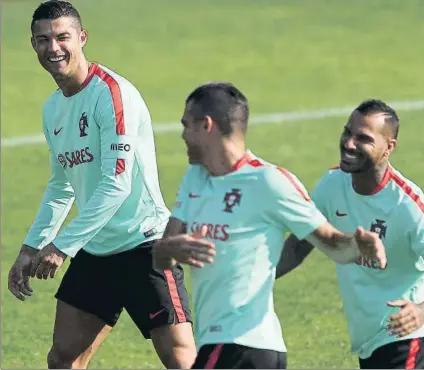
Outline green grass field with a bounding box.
[2,0,424,368]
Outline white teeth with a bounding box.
[344,153,358,159]
[48,56,66,62]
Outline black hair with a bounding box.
[31,1,83,33]
[186,82,249,136]
[355,99,399,139]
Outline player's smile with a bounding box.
[47,55,67,63]
[341,148,362,164]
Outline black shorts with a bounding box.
[191,343,287,369]
[55,241,192,338]
[359,338,424,369]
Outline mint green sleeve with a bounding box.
[23,107,75,249]
[263,167,327,240]
[170,166,193,223]
[409,190,424,257]
[53,87,139,257]
[311,172,331,218]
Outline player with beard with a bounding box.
[153,83,387,369]
[276,99,424,369]
[7,1,196,368]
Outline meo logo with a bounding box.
[110,143,131,152]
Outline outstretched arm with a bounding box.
[276,234,314,279]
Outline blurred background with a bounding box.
[2,0,423,368]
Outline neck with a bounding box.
[351,161,389,195]
[54,58,91,97]
[204,136,247,176]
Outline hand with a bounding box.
[155,225,216,268]
[30,242,67,279]
[8,245,37,301]
[354,226,387,269]
[386,300,424,337]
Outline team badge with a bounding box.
[223,188,242,213]
[370,219,387,239]
[79,112,88,137]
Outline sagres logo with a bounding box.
[223,188,242,213]
[79,112,88,137]
[57,147,94,169]
[190,222,229,241]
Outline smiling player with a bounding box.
[7,1,196,368]
[277,99,424,369]
[153,83,387,369]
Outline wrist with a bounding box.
[20,244,39,256]
[153,239,176,269]
[334,235,361,264]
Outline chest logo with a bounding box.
[370,219,387,239]
[79,112,88,137]
[223,188,242,213]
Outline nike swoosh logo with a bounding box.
[54,128,63,135]
[149,308,166,319]
[189,193,200,198]
[336,210,347,217]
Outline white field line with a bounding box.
[2,99,424,148]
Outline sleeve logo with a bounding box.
[110,143,131,152]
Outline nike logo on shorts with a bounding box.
[149,308,166,319]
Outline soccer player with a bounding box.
[276,99,424,369]
[152,82,387,369]
[7,1,195,369]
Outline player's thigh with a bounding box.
[51,300,112,362]
[123,245,193,339]
[359,338,424,369]
[192,344,286,369]
[54,248,125,354]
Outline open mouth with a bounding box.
[341,150,361,163]
[47,55,67,63]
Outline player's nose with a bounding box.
[343,136,356,151]
[47,39,61,53]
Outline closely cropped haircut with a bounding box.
[355,99,400,139]
[31,1,83,33]
[186,82,249,136]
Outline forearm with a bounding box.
[23,182,75,250]
[54,178,130,257]
[305,226,361,264]
[276,236,314,279]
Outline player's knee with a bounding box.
[161,342,196,369]
[151,324,196,369]
[47,345,78,369]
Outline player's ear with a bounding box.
[204,115,214,133]
[385,138,397,157]
[79,29,88,48]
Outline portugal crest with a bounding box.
[223,188,242,213]
[370,219,387,239]
[79,112,88,137]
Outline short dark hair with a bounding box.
[355,99,400,139]
[186,82,249,136]
[31,1,83,33]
